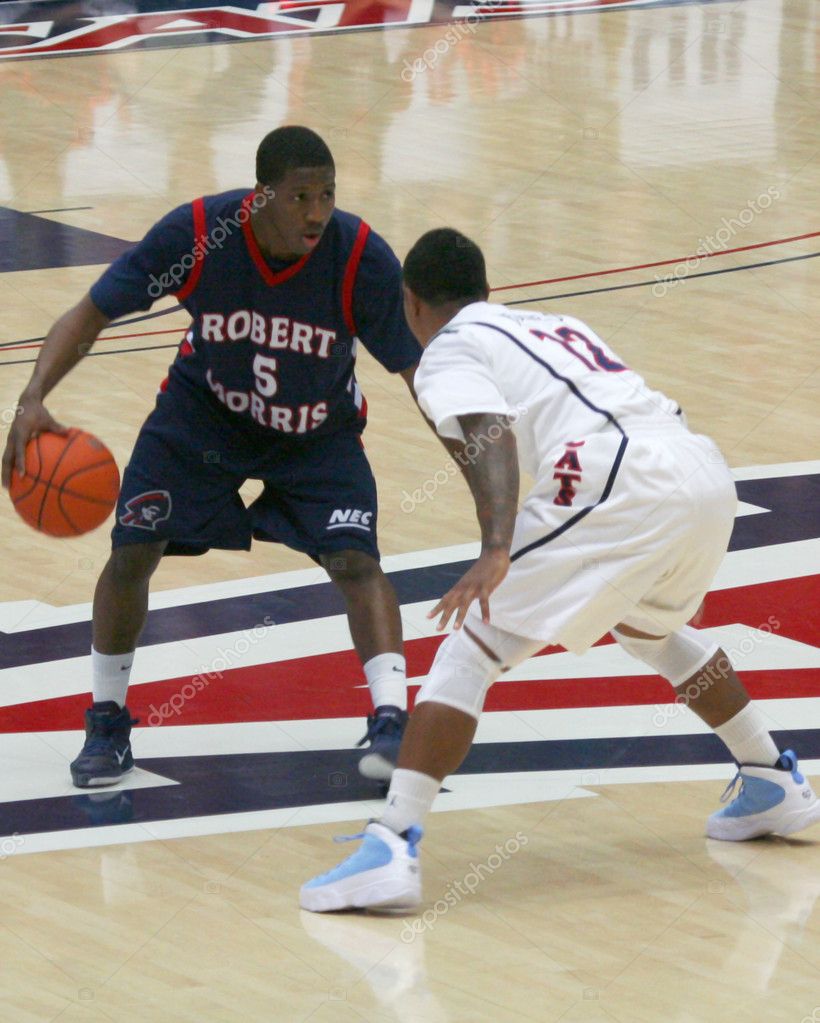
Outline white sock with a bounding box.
[714,704,780,767]
[364,652,407,711]
[379,768,440,834]
[92,647,134,708]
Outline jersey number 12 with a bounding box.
[530,327,627,373]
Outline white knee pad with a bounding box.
[612,624,718,686]
[416,615,543,720]
[464,614,544,671]
[416,628,500,719]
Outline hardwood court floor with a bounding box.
[0,0,818,1020]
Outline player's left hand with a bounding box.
[428,548,510,632]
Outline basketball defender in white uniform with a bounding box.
[301,228,820,912]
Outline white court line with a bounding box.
[6,760,820,859]
[0,541,481,633]
[731,459,820,481]
[3,697,818,779]
[0,615,817,710]
[0,455,817,634]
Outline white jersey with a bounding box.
[414,301,682,477]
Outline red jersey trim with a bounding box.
[341,219,371,336]
[240,192,313,287]
[174,197,207,302]
[158,331,195,393]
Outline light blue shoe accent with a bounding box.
[300,822,424,911]
[715,772,787,819]
[707,748,820,841]
[303,830,394,890]
[776,749,804,784]
[404,825,423,857]
[714,749,803,821]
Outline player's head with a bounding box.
[402,228,490,345]
[252,126,336,259]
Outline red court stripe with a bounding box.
[0,667,816,733]
[7,232,817,356]
[3,328,182,354]
[0,575,815,733]
[491,230,820,293]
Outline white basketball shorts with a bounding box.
[483,423,737,653]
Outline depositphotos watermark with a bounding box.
[652,187,780,297]
[147,185,276,298]
[147,615,274,726]
[0,833,24,861]
[651,615,780,728]
[401,21,479,80]
[400,0,504,81]
[1,404,22,430]
[400,832,528,941]
[401,407,527,513]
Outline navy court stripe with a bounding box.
[0,727,817,839]
[0,475,816,669]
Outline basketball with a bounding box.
[9,428,120,537]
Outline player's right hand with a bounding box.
[1,396,68,488]
[427,547,511,631]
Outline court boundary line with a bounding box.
[3,247,818,365]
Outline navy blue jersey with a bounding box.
[90,189,421,437]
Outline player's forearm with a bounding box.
[456,412,519,553]
[23,294,110,401]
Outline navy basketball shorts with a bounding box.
[111,383,380,561]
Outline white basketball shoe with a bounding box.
[300,822,422,913]
[707,750,820,841]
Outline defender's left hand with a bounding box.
[428,548,510,632]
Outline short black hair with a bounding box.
[403,228,489,306]
[256,126,334,186]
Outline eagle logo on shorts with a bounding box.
[119,490,172,531]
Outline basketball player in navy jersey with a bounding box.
[2,126,419,787]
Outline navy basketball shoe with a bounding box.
[70,702,137,788]
[357,706,408,780]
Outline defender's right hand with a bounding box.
[1,397,68,488]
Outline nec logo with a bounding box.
[327,508,373,531]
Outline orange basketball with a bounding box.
[9,429,120,537]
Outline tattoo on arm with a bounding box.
[454,412,519,552]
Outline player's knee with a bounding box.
[612,624,718,686]
[321,548,380,586]
[106,541,166,584]
[464,614,543,671]
[416,628,504,720]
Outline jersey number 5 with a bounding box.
[253,353,279,396]
[530,327,627,373]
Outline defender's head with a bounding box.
[402,228,490,346]
[253,126,336,259]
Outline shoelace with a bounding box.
[83,737,121,756]
[719,770,743,804]
[332,823,422,852]
[333,831,366,844]
[83,712,139,757]
[356,713,400,748]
